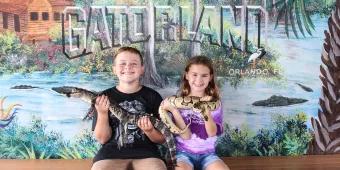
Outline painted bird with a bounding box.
[248,48,266,68]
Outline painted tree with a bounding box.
[273,0,315,38]
[308,0,340,154]
[190,0,201,57]
[142,1,165,87]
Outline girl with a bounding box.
[161,56,230,170]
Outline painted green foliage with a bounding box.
[0,31,113,74]
[0,112,312,159]
[271,0,336,38]
[216,112,312,156]
[0,117,99,159]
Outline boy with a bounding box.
[91,47,167,170]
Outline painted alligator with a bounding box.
[10,85,40,89]
[252,95,308,107]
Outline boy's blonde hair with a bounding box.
[113,47,143,65]
[178,56,220,100]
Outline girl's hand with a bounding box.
[204,110,213,121]
[161,98,175,111]
[137,116,154,133]
[95,95,109,115]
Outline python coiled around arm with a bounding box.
[159,95,221,134]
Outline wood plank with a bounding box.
[0,159,93,170]
[1,155,340,170]
[223,155,340,170]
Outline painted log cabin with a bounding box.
[0,0,73,43]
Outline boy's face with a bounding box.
[113,51,144,84]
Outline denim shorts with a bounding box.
[176,151,221,170]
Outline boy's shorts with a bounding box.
[176,151,221,170]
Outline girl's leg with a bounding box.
[175,161,194,170]
[132,158,167,170]
[91,159,132,170]
[175,151,194,170]
[204,160,230,170]
[201,153,229,170]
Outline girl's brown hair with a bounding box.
[178,56,220,100]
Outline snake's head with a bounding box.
[193,102,209,121]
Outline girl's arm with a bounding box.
[204,103,223,137]
[93,95,112,144]
[161,99,192,140]
[204,111,218,137]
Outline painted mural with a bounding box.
[0,0,338,160]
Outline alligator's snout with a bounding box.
[52,86,76,97]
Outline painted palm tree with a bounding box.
[273,0,315,38]
[308,0,340,154]
[0,96,22,128]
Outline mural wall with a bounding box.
[0,0,338,159]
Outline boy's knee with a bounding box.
[132,158,167,170]
[91,159,132,170]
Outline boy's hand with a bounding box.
[137,116,154,133]
[95,95,109,115]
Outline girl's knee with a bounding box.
[175,161,193,170]
[204,160,229,170]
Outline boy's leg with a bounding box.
[131,158,167,170]
[91,159,132,170]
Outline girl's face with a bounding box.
[185,64,212,96]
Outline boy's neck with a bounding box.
[116,82,142,94]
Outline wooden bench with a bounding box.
[1,155,340,170]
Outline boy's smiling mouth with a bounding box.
[121,71,135,75]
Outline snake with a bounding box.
[159,95,220,134]
[51,86,177,168]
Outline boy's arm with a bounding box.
[145,127,166,144]
[94,111,112,144]
[138,116,165,144]
[93,95,112,144]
